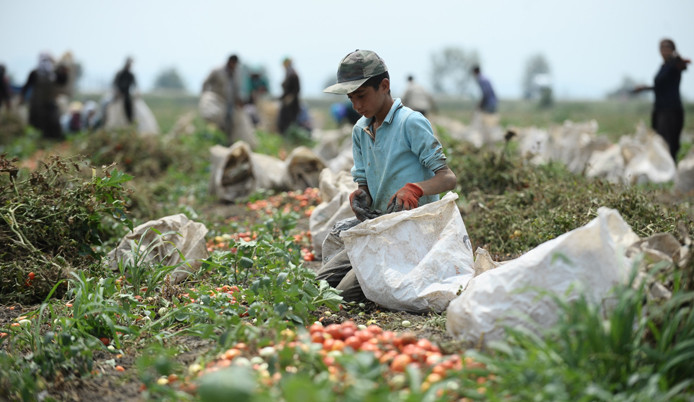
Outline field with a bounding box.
[1,94,693,401]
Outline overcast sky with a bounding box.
[2,0,693,100]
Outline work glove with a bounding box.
[386,183,424,213]
[350,188,381,221]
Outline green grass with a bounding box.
[2,93,694,401]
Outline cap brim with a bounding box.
[323,77,369,95]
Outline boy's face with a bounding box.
[347,79,389,119]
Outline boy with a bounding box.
[317,49,457,301]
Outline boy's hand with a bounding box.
[387,183,424,213]
[350,188,380,221]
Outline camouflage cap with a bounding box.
[323,49,388,95]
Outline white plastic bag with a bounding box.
[446,207,640,344]
[622,127,675,184]
[341,192,475,313]
[284,146,327,190]
[198,91,225,127]
[209,141,289,201]
[199,91,258,148]
[106,214,209,284]
[585,143,625,183]
[105,96,160,135]
[309,169,357,258]
[675,148,694,194]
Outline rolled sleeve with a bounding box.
[406,114,447,172]
[350,127,367,185]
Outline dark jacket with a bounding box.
[653,56,687,111]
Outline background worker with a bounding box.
[472,65,498,114]
[278,57,301,135]
[113,57,137,123]
[633,38,690,162]
[202,54,244,142]
[20,52,63,139]
[402,75,436,116]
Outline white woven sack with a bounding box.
[446,207,640,345]
[342,192,474,313]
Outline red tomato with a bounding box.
[331,340,345,351]
[309,323,324,334]
[28,272,36,280]
[322,355,336,367]
[322,338,335,351]
[416,338,435,351]
[390,354,413,373]
[432,363,447,376]
[223,348,241,360]
[99,337,110,346]
[356,330,372,342]
[325,324,343,339]
[359,342,379,353]
[379,350,398,364]
[340,326,355,339]
[310,333,325,344]
[341,321,357,329]
[402,344,424,361]
[344,336,362,350]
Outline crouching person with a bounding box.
[316,50,457,302]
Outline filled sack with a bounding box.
[209,141,289,201]
[309,169,357,259]
[446,207,640,344]
[341,192,475,313]
[105,213,209,284]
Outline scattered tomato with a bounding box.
[390,354,413,372]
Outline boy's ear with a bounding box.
[380,77,390,92]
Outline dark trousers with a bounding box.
[315,218,367,302]
[652,108,684,161]
[123,93,133,123]
[278,99,299,135]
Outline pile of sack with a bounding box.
[332,193,689,346]
[432,115,693,189]
[208,141,327,202]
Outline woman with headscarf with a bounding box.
[20,52,63,139]
[634,38,690,161]
[277,57,301,135]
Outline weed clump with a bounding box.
[446,140,693,258]
[0,154,132,303]
[75,128,179,178]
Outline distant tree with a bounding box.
[521,54,553,107]
[606,75,648,100]
[521,54,551,100]
[153,67,186,91]
[430,46,479,95]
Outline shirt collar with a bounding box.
[355,98,403,129]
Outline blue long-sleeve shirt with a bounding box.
[476,74,497,113]
[351,98,448,212]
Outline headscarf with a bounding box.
[38,52,55,78]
